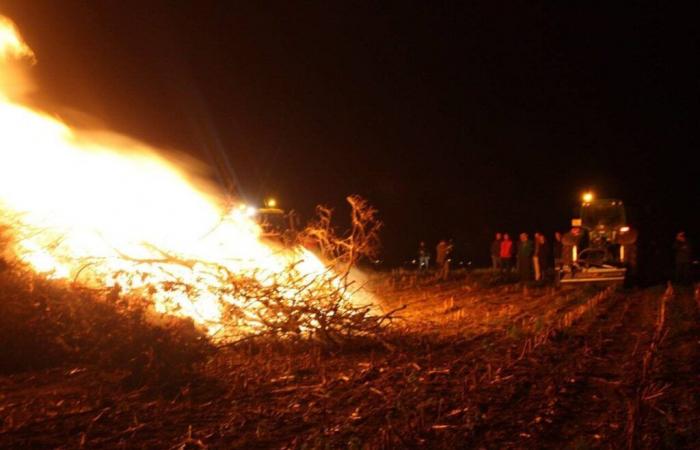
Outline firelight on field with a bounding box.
[0,16,371,339]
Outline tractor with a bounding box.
[559,194,637,284]
[256,199,300,246]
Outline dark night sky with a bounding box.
[1,1,698,272]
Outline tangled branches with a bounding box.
[215,262,386,345]
[1,195,387,347]
[300,195,381,276]
[155,195,386,345]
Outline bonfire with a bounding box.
[0,16,381,343]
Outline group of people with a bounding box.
[491,229,694,285]
[490,232,562,283]
[418,239,454,280]
[416,230,694,286]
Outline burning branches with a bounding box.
[216,267,381,345]
[301,195,381,275]
[0,194,385,396]
[194,195,384,345]
[2,195,385,346]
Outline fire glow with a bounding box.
[0,16,364,338]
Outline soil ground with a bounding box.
[1,270,699,449]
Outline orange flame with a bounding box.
[0,16,370,338]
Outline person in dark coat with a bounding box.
[418,241,430,271]
[674,231,692,284]
[517,233,533,283]
[553,231,563,269]
[491,232,502,270]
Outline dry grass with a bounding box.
[1,253,699,448]
[0,263,213,387]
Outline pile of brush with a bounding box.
[0,260,213,386]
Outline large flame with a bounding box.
[0,16,362,338]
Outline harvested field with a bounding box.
[1,269,699,449]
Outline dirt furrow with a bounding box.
[458,288,657,448]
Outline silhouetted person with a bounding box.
[418,241,430,271]
[532,232,542,281]
[517,233,533,283]
[674,231,692,284]
[436,240,449,280]
[491,232,502,270]
[553,232,563,269]
[537,233,550,281]
[500,233,513,274]
[562,227,582,269]
[443,239,454,280]
[620,228,639,288]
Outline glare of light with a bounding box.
[619,226,630,233]
[582,192,594,203]
[245,206,257,217]
[266,198,277,208]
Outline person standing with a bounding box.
[553,231,563,269]
[418,241,430,271]
[674,231,692,284]
[442,239,454,280]
[517,232,533,283]
[436,240,448,278]
[532,232,542,281]
[491,232,502,270]
[561,227,582,269]
[620,228,639,288]
[537,233,550,281]
[500,233,514,274]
